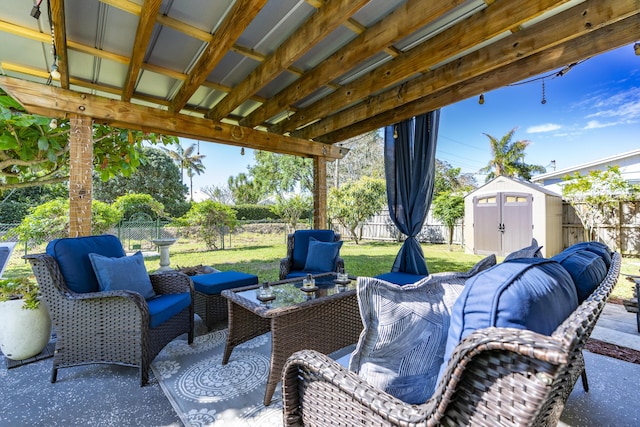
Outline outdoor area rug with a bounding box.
[151,329,284,427]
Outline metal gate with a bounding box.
[473,192,532,256]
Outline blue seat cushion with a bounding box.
[504,238,543,261]
[439,258,578,382]
[46,235,126,294]
[147,292,191,329]
[552,249,607,303]
[563,241,612,269]
[191,271,258,295]
[88,251,156,300]
[291,230,336,270]
[303,237,343,272]
[374,272,427,285]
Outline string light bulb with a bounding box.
[635,42,640,56]
[478,94,485,105]
[393,125,398,139]
[50,63,61,80]
[49,118,58,129]
[240,147,245,156]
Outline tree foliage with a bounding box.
[161,142,206,201]
[327,131,384,188]
[270,194,312,232]
[175,201,238,250]
[0,89,177,190]
[0,183,68,223]
[227,172,262,204]
[10,198,121,245]
[248,151,313,196]
[431,191,465,250]
[328,177,386,244]
[93,147,189,218]
[562,166,640,240]
[201,184,233,204]
[480,128,546,182]
[434,159,476,195]
[112,193,166,221]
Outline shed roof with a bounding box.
[466,175,562,198]
[0,0,637,157]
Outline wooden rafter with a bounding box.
[270,0,573,135]
[169,0,268,113]
[0,76,345,160]
[295,0,640,140]
[121,0,162,102]
[49,0,69,89]
[317,14,640,144]
[239,0,466,129]
[204,0,370,122]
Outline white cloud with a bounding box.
[584,120,617,130]
[585,86,640,121]
[526,123,562,133]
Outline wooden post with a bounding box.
[68,114,93,237]
[313,156,327,229]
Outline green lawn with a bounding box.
[4,232,637,301]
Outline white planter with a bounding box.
[0,299,51,360]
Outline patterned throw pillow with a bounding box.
[348,275,465,404]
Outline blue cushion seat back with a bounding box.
[552,249,607,303]
[563,241,612,269]
[46,235,126,293]
[191,271,259,295]
[291,230,336,270]
[147,293,191,329]
[440,258,579,380]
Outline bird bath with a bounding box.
[152,238,178,272]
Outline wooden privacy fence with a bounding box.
[331,209,464,246]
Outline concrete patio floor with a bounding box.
[1,304,638,427]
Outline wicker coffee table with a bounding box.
[221,272,362,405]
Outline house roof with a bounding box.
[531,149,640,182]
[0,0,637,158]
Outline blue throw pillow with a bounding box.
[503,238,543,261]
[303,237,343,272]
[563,241,612,269]
[88,251,156,300]
[552,249,607,303]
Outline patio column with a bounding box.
[69,114,93,237]
[312,156,327,229]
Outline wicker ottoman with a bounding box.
[192,271,259,330]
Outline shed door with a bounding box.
[473,192,533,256]
[473,195,501,255]
[500,193,533,255]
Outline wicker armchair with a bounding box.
[25,237,194,386]
[282,252,621,426]
[279,230,344,280]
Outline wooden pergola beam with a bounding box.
[0,76,345,160]
[169,0,268,113]
[49,0,69,89]
[295,0,640,140]
[240,0,465,129]
[122,0,163,102]
[318,14,640,144]
[205,0,369,122]
[271,0,572,135]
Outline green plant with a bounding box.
[0,276,39,309]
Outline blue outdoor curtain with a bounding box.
[384,110,440,275]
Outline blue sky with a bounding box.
[184,43,640,192]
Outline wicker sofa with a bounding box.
[282,251,621,426]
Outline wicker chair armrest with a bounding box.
[283,349,436,426]
[280,257,292,280]
[56,289,150,325]
[150,271,193,294]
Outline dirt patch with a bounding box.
[585,338,640,364]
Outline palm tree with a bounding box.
[161,143,206,200]
[480,128,546,182]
